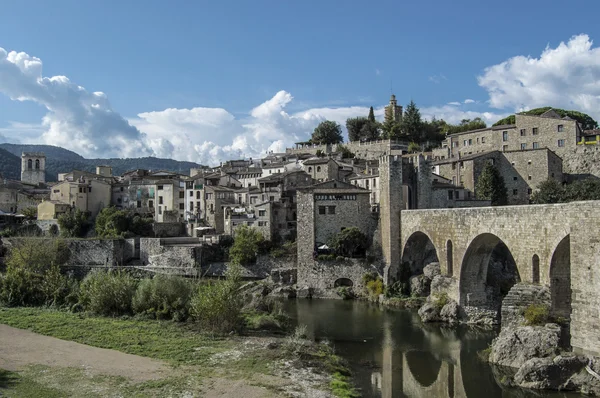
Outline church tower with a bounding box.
[21,152,46,185]
[384,94,403,123]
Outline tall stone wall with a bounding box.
[379,155,403,283]
[296,258,376,293]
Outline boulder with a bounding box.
[489,324,561,368]
[410,274,431,297]
[271,286,297,299]
[296,286,313,299]
[463,306,499,325]
[430,275,456,296]
[440,300,462,324]
[418,301,441,323]
[423,262,441,280]
[514,354,586,391]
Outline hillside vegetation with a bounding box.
[493,107,598,130]
[0,144,203,182]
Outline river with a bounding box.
[283,299,580,398]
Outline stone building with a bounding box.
[433,148,563,205]
[38,200,71,220]
[21,152,46,185]
[302,158,340,182]
[50,177,112,218]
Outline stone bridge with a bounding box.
[398,201,600,355]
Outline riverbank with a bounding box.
[0,307,358,397]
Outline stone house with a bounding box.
[50,177,111,218]
[37,200,71,220]
[261,162,286,178]
[302,158,340,182]
[234,169,263,188]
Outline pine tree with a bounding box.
[368,106,376,123]
[475,163,508,206]
[401,100,423,143]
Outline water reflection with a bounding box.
[283,299,579,398]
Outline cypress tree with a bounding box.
[475,163,508,206]
[368,106,376,123]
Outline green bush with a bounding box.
[132,275,195,321]
[336,286,355,300]
[362,272,379,284]
[384,281,405,299]
[190,264,243,333]
[78,270,138,316]
[366,279,384,297]
[523,304,550,326]
[229,225,264,265]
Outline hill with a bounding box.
[493,107,598,130]
[0,144,204,182]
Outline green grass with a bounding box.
[330,372,361,398]
[0,307,230,366]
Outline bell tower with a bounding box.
[21,152,46,185]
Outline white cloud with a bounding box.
[464,99,476,104]
[429,74,447,84]
[478,34,600,121]
[447,102,461,106]
[0,47,153,158]
[421,105,509,126]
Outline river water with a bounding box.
[283,299,580,398]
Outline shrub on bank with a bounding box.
[78,270,138,316]
[132,275,194,321]
[523,304,550,326]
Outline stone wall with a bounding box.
[297,257,377,294]
[287,140,408,160]
[153,222,184,237]
[500,283,550,327]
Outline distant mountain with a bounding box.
[0,148,21,180]
[0,144,204,182]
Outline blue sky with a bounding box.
[1,0,600,164]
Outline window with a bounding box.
[532,127,538,135]
[27,159,32,169]
[372,179,376,188]
[196,191,201,199]
[258,221,267,227]
[159,196,163,205]
[459,175,464,185]
[528,175,532,181]
[317,166,321,172]
[520,129,526,136]
[468,139,472,146]
[259,210,266,217]
[88,186,92,193]
[513,176,517,181]
[158,206,162,214]
[189,202,194,210]
[452,176,456,185]
[179,203,184,210]
[481,137,486,144]
[454,190,459,199]
[79,187,83,193]
[558,139,565,147]
[502,145,508,152]
[117,197,122,204]
[533,142,539,149]
[528,160,532,165]
[328,206,336,214]
[513,189,518,195]
[120,187,124,192]
[451,163,456,170]
[179,191,184,199]
[521,143,527,150]
[477,137,480,144]
[463,140,467,146]
[137,200,141,208]
[189,191,193,197]
[558,124,564,132]
[157,185,163,190]
[527,188,532,195]
[196,201,200,210]
[448,190,453,200]
[35,159,40,170]
[460,161,464,169]
[502,131,508,141]
[318,206,326,215]
[149,200,154,208]
[308,167,312,172]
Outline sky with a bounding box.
[1,0,600,165]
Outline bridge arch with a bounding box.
[550,235,571,320]
[401,231,439,279]
[405,350,442,387]
[334,278,353,288]
[459,233,520,311]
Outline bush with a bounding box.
[229,225,264,265]
[283,325,309,355]
[366,279,384,297]
[328,227,369,258]
[336,286,355,300]
[190,264,243,333]
[132,275,194,321]
[79,270,138,316]
[384,281,405,299]
[523,304,550,326]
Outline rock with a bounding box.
[514,354,586,391]
[430,275,456,296]
[440,300,462,324]
[489,324,561,368]
[463,306,499,325]
[418,301,441,323]
[296,286,313,299]
[271,286,297,299]
[568,356,600,396]
[423,262,441,280]
[409,274,431,297]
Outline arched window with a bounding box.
[446,240,453,276]
[27,159,32,169]
[35,159,40,170]
[308,167,312,172]
[532,254,540,284]
[317,166,321,172]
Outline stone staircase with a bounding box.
[501,283,550,327]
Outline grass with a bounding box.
[0,307,230,366]
[331,372,361,398]
[523,303,550,326]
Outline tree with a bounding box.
[408,142,420,153]
[530,179,566,204]
[368,106,376,123]
[57,208,90,238]
[21,207,38,220]
[445,118,487,135]
[346,117,369,142]
[360,121,380,141]
[565,178,600,201]
[328,227,369,257]
[311,121,343,145]
[381,118,404,140]
[475,163,508,205]
[493,107,598,130]
[337,145,355,159]
[95,207,154,238]
[401,100,424,143]
[228,225,264,265]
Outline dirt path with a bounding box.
[0,323,170,382]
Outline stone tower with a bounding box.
[416,154,432,209]
[379,154,403,284]
[384,94,403,123]
[21,152,46,185]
